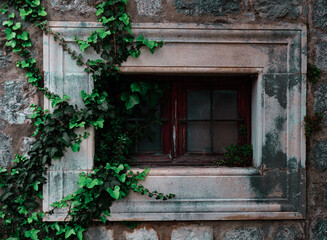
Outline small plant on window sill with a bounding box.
[304,112,324,137]
[307,63,321,84]
[214,123,253,167]
[215,144,253,167]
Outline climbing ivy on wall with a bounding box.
[0,0,174,239]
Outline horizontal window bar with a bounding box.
[178,119,243,122]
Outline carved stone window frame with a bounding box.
[43,22,306,221]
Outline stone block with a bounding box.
[0,50,11,68]
[21,137,34,156]
[313,141,327,172]
[50,0,96,14]
[315,83,327,119]
[135,0,162,17]
[0,81,30,124]
[223,228,263,240]
[0,133,13,167]
[84,226,114,240]
[314,38,327,72]
[124,227,158,240]
[253,0,302,20]
[171,226,213,240]
[273,225,302,240]
[174,0,241,16]
[313,0,327,29]
[312,218,327,240]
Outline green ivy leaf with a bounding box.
[97,28,111,39]
[32,181,41,191]
[77,229,84,240]
[78,41,90,52]
[61,132,71,145]
[101,16,115,24]
[86,178,103,189]
[12,22,21,30]
[99,215,106,223]
[65,227,76,239]
[5,29,16,40]
[8,12,15,18]
[119,13,130,25]
[96,8,104,16]
[17,31,29,40]
[27,212,39,224]
[25,229,40,240]
[106,185,120,200]
[125,94,140,110]
[115,164,124,174]
[21,61,30,68]
[71,143,80,152]
[92,118,104,129]
[32,0,41,6]
[2,20,13,27]
[37,9,47,17]
[19,8,32,20]
[120,92,129,101]
[118,174,126,183]
[130,82,141,92]
[0,8,8,14]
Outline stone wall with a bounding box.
[1,0,327,239]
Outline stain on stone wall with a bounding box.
[174,0,241,16]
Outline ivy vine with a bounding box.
[0,0,174,239]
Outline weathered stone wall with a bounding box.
[1,0,327,239]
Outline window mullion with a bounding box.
[210,87,214,153]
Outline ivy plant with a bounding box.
[0,0,174,239]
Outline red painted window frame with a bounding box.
[133,75,252,166]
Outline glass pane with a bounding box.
[213,122,238,152]
[137,124,162,152]
[187,90,210,120]
[187,122,211,152]
[213,90,238,119]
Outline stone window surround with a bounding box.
[43,22,307,221]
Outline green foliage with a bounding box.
[215,144,253,167]
[307,63,321,84]
[0,0,173,239]
[304,112,324,137]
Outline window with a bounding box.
[44,22,306,221]
[132,76,252,166]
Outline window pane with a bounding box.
[213,122,238,152]
[187,122,211,152]
[187,90,210,120]
[213,90,238,119]
[136,105,162,152]
[137,124,162,152]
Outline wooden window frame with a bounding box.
[134,75,252,166]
